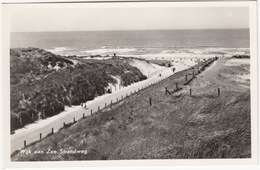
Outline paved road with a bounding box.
[11,67,175,154]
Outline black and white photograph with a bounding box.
[1,0,258,168]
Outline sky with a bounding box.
[8,4,249,32]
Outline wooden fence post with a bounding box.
[149,97,152,106]
[40,133,42,140]
[51,128,54,134]
[165,87,168,95]
[193,71,195,78]
[218,88,220,96]
[73,117,76,123]
[98,106,100,111]
[24,141,26,148]
[185,75,187,81]
[63,122,66,127]
[190,89,192,96]
[91,109,93,115]
[83,113,85,118]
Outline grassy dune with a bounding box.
[10,48,147,132]
[11,57,251,160]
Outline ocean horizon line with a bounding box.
[11,28,249,34]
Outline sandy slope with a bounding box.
[107,59,167,92]
[128,59,165,77]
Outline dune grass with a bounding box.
[11,58,251,161]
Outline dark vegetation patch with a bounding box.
[232,54,250,59]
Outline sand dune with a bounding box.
[128,59,165,77]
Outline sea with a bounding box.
[11,29,250,59]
